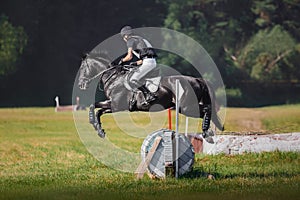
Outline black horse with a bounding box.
[77,54,224,141]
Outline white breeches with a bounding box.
[130,58,157,86]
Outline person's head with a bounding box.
[120,26,133,41]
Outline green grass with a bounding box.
[0,106,299,200]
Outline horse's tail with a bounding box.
[205,81,224,131]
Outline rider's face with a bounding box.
[123,35,128,42]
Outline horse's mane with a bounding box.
[82,51,112,67]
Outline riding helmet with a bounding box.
[120,26,133,37]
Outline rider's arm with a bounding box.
[121,48,143,65]
[122,48,133,62]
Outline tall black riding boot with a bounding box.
[138,85,156,105]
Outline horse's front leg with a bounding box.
[89,100,111,138]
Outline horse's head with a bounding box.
[78,54,110,90]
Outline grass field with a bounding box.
[0,105,299,200]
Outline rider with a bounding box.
[119,25,158,106]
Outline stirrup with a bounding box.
[141,94,156,106]
[129,99,137,111]
[147,93,157,101]
[141,100,149,106]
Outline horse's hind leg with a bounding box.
[201,105,212,133]
[201,104,215,143]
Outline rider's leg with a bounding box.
[129,59,157,106]
[129,58,156,88]
[130,58,156,80]
[138,85,156,105]
[128,80,139,110]
[129,80,156,106]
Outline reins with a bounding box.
[85,59,117,82]
[83,57,137,92]
[100,65,135,85]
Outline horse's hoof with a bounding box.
[202,130,215,144]
[97,129,106,138]
[204,136,214,144]
[202,129,214,138]
[207,174,215,180]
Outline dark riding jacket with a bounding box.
[126,35,157,59]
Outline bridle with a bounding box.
[83,58,118,86]
[81,56,136,91]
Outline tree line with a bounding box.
[0,0,299,106]
[160,0,300,106]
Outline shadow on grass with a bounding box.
[181,167,298,180]
[180,167,217,179]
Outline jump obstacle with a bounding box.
[136,80,195,179]
[55,96,85,112]
[203,132,300,155]
[137,129,194,179]
[134,79,300,179]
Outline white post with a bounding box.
[175,79,180,178]
[55,96,60,107]
[185,117,189,137]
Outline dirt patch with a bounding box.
[225,108,265,133]
[240,119,262,131]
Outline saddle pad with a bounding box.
[145,77,161,93]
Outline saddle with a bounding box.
[124,75,161,93]
[123,65,161,93]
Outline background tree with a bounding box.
[160,0,255,77]
[0,0,299,106]
[0,0,166,106]
[160,0,300,80]
[0,15,27,75]
[159,0,300,105]
[236,25,298,81]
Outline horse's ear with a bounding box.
[81,53,89,60]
